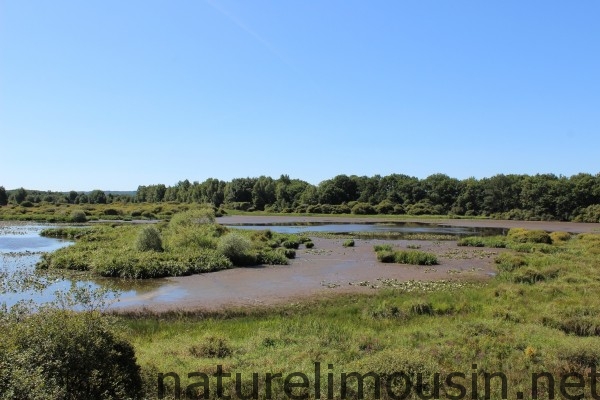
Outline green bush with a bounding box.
[70,209,87,223]
[550,231,571,243]
[217,233,253,265]
[278,248,296,259]
[305,241,315,248]
[258,250,290,265]
[0,310,143,399]
[282,237,300,249]
[135,226,163,252]
[351,202,376,215]
[507,228,552,244]
[343,239,355,247]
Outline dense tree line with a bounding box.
[136,173,600,222]
[0,187,133,206]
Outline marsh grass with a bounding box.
[38,210,302,278]
[115,231,600,399]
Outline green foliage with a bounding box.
[0,310,143,399]
[375,248,438,265]
[281,237,300,249]
[550,231,571,243]
[305,241,315,248]
[351,202,376,215]
[217,233,253,265]
[343,239,355,247]
[69,209,87,222]
[257,249,290,265]
[0,186,7,206]
[494,253,528,272]
[135,226,163,252]
[507,228,552,244]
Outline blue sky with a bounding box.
[1,1,599,191]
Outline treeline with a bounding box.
[0,187,133,206]
[136,173,600,222]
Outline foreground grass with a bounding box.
[117,232,600,399]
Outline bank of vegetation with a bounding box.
[2,171,600,222]
[37,208,305,278]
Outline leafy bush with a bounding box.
[19,200,34,207]
[375,199,395,214]
[574,204,600,223]
[550,231,571,243]
[135,226,163,252]
[258,250,290,265]
[278,248,296,259]
[70,209,87,222]
[351,202,376,215]
[305,241,315,248]
[0,310,143,399]
[507,228,552,244]
[343,239,355,247]
[217,233,253,265]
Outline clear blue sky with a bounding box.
[1,1,599,191]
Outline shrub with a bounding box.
[343,239,355,247]
[258,250,289,265]
[351,202,376,215]
[550,231,571,243]
[20,200,34,207]
[0,310,143,399]
[278,248,296,259]
[507,228,552,244]
[305,241,315,248]
[217,233,253,265]
[70,210,87,223]
[282,237,300,249]
[135,226,163,252]
[375,200,395,214]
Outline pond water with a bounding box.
[0,221,503,309]
[225,221,505,236]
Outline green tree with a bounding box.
[12,187,27,204]
[0,186,7,206]
[88,189,107,204]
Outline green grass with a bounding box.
[37,210,302,278]
[111,231,600,399]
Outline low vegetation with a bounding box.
[115,230,600,399]
[37,208,299,278]
[374,246,439,265]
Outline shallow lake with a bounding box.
[225,221,505,236]
[0,221,503,309]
